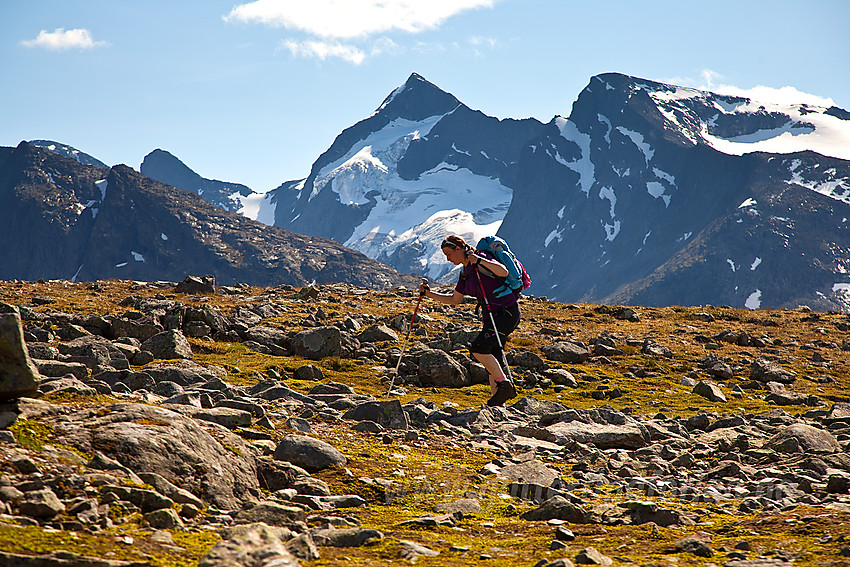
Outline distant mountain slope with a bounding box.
[0,142,416,288]
[262,71,850,310]
[140,149,272,219]
[499,73,850,310]
[29,140,109,169]
[267,73,547,281]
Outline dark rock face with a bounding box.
[0,143,416,289]
[267,73,547,277]
[141,149,257,213]
[499,73,850,310]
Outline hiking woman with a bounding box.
[419,234,520,407]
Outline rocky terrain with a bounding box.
[2,278,850,566]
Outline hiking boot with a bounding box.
[487,380,517,407]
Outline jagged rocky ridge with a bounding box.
[0,142,415,289]
[2,280,850,565]
[140,149,262,216]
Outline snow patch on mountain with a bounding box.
[311,112,454,203]
[343,163,511,281]
[645,87,850,161]
[555,117,595,194]
[786,159,850,204]
[240,190,279,225]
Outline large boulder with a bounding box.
[51,403,260,508]
[357,324,398,343]
[290,326,341,360]
[545,421,647,449]
[751,358,797,384]
[540,341,590,364]
[766,423,841,454]
[418,349,470,388]
[141,330,193,360]
[343,400,409,430]
[176,275,216,295]
[199,523,300,567]
[274,434,346,472]
[0,305,41,400]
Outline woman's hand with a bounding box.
[419,281,430,296]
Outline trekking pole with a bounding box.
[473,265,513,382]
[386,279,427,399]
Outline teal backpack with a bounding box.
[475,236,531,298]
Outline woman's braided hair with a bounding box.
[441,234,473,256]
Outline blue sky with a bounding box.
[3,0,848,192]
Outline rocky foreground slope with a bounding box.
[2,278,850,566]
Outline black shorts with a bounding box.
[469,303,520,357]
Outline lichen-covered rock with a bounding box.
[199,522,300,567]
[273,434,346,473]
[290,326,341,360]
[141,330,193,360]
[418,348,470,388]
[0,306,41,400]
[51,403,260,509]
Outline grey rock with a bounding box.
[290,476,331,496]
[766,423,841,454]
[418,348,470,388]
[256,457,310,492]
[674,532,714,556]
[825,402,850,424]
[399,540,440,562]
[175,275,216,295]
[693,381,727,403]
[232,501,306,526]
[274,434,347,472]
[244,326,289,348]
[0,309,41,400]
[192,407,253,429]
[199,522,300,567]
[358,324,398,343]
[290,326,342,360]
[293,364,324,381]
[311,527,383,547]
[642,340,673,358]
[343,399,409,430]
[52,403,259,509]
[32,360,88,380]
[144,507,184,529]
[541,341,590,364]
[141,330,193,360]
[19,488,65,518]
[546,421,647,449]
[513,350,547,370]
[751,358,797,384]
[574,547,613,566]
[102,485,174,513]
[137,472,204,509]
[499,459,560,486]
[286,532,321,561]
[39,376,98,397]
[543,369,578,388]
[520,495,587,522]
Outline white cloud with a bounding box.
[675,68,836,108]
[21,28,107,51]
[225,0,495,39]
[278,40,366,64]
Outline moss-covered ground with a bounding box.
[2,279,850,565]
